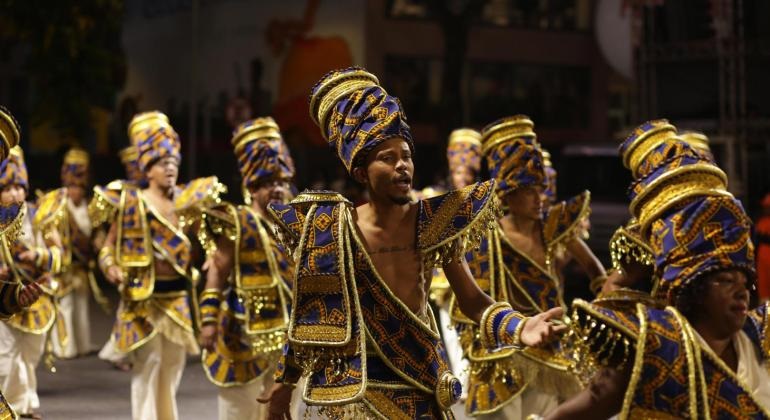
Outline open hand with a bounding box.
[520,307,568,347]
[257,382,294,420]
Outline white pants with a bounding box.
[53,287,94,358]
[0,323,46,415]
[438,303,469,399]
[218,381,264,420]
[477,387,558,420]
[217,367,307,420]
[131,334,186,420]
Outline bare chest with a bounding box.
[358,226,427,315]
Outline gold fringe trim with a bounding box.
[422,194,501,268]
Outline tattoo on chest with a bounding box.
[369,244,416,255]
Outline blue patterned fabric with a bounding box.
[231,117,295,190]
[60,148,89,187]
[128,111,181,172]
[481,115,546,199]
[309,67,413,173]
[0,147,28,190]
[571,300,770,419]
[447,128,482,173]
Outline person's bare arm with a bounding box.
[443,256,566,347]
[198,236,233,351]
[442,257,494,322]
[566,237,606,293]
[99,222,124,285]
[546,366,629,420]
[566,237,605,279]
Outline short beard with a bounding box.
[389,194,411,205]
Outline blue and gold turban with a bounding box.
[309,67,413,173]
[61,147,90,187]
[622,120,727,235]
[621,120,752,304]
[128,111,181,173]
[680,130,714,161]
[0,106,21,163]
[0,146,28,190]
[447,128,482,173]
[231,117,295,191]
[481,115,545,198]
[119,145,144,183]
[542,149,558,204]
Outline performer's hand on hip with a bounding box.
[106,265,124,285]
[520,306,567,347]
[257,382,294,420]
[198,324,217,352]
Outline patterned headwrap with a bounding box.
[542,149,558,204]
[447,128,482,173]
[0,146,28,190]
[61,147,90,187]
[119,145,144,183]
[309,67,413,173]
[621,120,727,235]
[621,120,753,305]
[0,106,20,162]
[481,115,546,199]
[231,117,295,192]
[680,130,713,161]
[128,111,181,173]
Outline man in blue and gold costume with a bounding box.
[0,109,65,420]
[547,120,770,418]
[196,117,296,420]
[50,147,102,359]
[451,115,606,418]
[95,144,144,372]
[258,67,565,419]
[91,111,224,420]
[0,106,43,420]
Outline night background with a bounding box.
[2,1,770,418]
[2,0,770,261]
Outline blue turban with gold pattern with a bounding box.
[0,146,28,190]
[119,145,144,183]
[621,120,753,304]
[309,67,413,173]
[680,130,714,161]
[447,128,482,173]
[542,149,558,204]
[128,111,181,173]
[481,115,546,199]
[232,117,295,190]
[61,147,90,187]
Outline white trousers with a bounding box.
[218,381,264,420]
[0,323,46,415]
[438,302,469,398]
[217,367,307,420]
[131,334,186,420]
[477,387,558,420]
[52,287,94,358]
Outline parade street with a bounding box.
[34,304,217,420]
